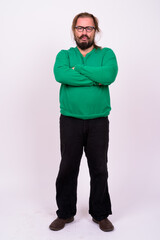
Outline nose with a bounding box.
[82,28,87,34]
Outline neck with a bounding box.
[77,45,94,57]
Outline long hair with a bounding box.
[72,12,101,49]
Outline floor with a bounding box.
[1,190,159,240]
[1,152,160,240]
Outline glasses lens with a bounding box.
[76,26,83,32]
[86,27,93,32]
[75,26,95,32]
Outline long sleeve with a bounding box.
[74,48,118,85]
[54,50,95,87]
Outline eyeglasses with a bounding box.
[75,26,95,33]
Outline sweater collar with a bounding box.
[75,47,96,58]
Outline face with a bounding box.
[74,17,96,50]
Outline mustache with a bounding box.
[79,35,90,39]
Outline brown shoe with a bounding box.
[49,217,74,231]
[93,218,114,232]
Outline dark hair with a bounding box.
[72,12,101,49]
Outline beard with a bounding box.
[74,35,95,50]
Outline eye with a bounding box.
[77,26,83,31]
[86,27,93,31]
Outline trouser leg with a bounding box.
[56,115,83,219]
[84,117,112,221]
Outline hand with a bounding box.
[72,67,75,70]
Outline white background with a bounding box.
[0,0,160,239]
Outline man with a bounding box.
[49,12,118,232]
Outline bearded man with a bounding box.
[49,12,118,232]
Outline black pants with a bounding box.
[56,114,112,221]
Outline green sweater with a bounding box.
[54,47,118,119]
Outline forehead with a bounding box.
[76,17,95,26]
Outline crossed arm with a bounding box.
[54,49,118,87]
